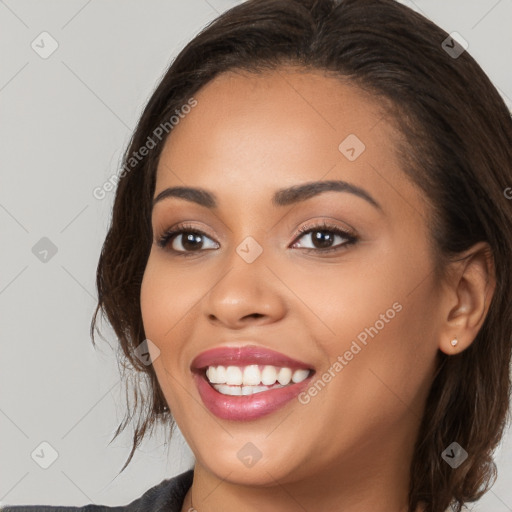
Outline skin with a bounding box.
[140,66,495,512]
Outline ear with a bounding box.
[437,241,496,355]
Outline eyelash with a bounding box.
[156,221,358,257]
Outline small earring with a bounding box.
[450,337,458,347]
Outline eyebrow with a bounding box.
[152,180,382,211]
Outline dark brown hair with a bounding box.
[91,1,512,511]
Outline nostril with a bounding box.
[248,313,264,319]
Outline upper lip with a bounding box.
[191,345,315,372]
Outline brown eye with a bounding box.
[157,226,219,254]
[173,232,206,251]
[292,223,357,253]
[308,230,337,249]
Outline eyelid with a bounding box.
[156,219,358,255]
[289,216,357,236]
[288,215,355,237]
[155,221,219,249]
[289,220,357,250]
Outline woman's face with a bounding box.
[141,67,443,491]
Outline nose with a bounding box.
[201,246,287,329]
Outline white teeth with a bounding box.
[277,367,292,385]
[225,366,243,385]
[214,383,285,396]
[291,369,310,383]
[216,366,227,383]
[242,365,261,385]
[206,366,215,383]
[214,384,242,396]
[241,386,253,396]
[261,365,277,385]
[206,365,226,384]
[241,384,283,395]
[205,364,311,387]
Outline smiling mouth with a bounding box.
[190,345,316,419]
[197,364,314,396]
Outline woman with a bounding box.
[4,0,511,511]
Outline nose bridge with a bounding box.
[201,232,286,326]
[234,234,265,266]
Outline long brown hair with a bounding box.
[91,1,512,510]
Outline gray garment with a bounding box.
[1,469,194,512]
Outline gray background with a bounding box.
[1,0,511,509]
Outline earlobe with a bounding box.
[438,241,496,355]
[440,335,460,355]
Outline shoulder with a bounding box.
[0,469,194,512]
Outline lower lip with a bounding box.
[193,371,313,421]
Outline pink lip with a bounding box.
[191,345,315,421]
[191,346,314,371]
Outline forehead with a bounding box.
[154,66,422,218]
[165,66,391,151]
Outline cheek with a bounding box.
[300,243,436,352]
[271,251,401,352]
[140,254,202,340]
[140,257,192,413]
[285,248,438,411]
